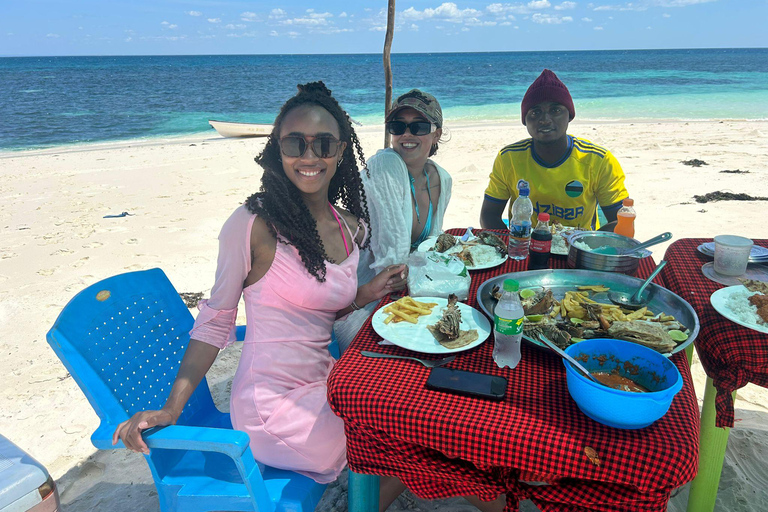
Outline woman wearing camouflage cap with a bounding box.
[333,89,452,353]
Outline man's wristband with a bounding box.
[350,300,362,311]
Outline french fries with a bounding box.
[383,296,438,324]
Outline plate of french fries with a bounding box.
[371,296,492,354]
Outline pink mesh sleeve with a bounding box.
[189,205,255,349]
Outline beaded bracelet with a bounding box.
[350,300,362,311]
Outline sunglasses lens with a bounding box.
[312,137,337,158]
[280,137,305,157]
[386,121,407,136]
[410,122,433,136]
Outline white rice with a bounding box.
[444,243,502,267]
[551,235,569,255]
[725,289,766,326]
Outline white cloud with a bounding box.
[46,33,60,38]
[654,0,716,6]
[241,12,259,22]
[528,0,552,8]
[582,16,593,21]
[287,31,300,38]
[207,18,221,24]
[125,37,132,42]
[369,25,386,31]
[186,11,202,17]
[461,26,470,31]
[162,22,178,29]
[270,30,279,36]
[225,24,246,30]
[646,25,652,28]
[402,2,483,23]
[161,21,169,25]
[339,12,348,18]
[555,1,577,9]
[593,3,646,11]
[663,12,671,17]
[410,23,419,30]
[169,24,178,29]
[227,31,258,38]
[269,9,286,19]
[532,13,573,23]
[499,21,513,25]
[281,11,333,27]
[594,25,603,29]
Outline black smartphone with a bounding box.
[426,367,507,400]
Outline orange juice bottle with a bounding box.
[613,198,636,238]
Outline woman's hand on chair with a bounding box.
[113,409,176,455]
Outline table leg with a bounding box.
[686,376,732,512]
[348,470,380,512]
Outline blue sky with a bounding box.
[1,0,765,56]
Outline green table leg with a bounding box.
[686,376,733,512]
[348,470,380,512]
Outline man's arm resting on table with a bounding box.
[600,200,623,224]
[480,196,508,230]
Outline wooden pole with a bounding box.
[383,0,396,148]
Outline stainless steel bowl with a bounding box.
[566,231,652,274]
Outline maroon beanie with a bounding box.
[520,69,575,125]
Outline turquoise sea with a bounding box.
[1,48,767,151]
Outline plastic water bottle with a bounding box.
[613,198,636,238]
[493,279,524,369]
[508,185,534,260]
[528,212,552,270]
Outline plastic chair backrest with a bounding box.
[47,268,216,428]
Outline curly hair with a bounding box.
[245,81,370,282]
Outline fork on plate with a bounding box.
[360,350,456,368]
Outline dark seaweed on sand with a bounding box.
[681,159,708,167]
[694,191,768,203]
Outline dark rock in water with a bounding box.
[681,159,708,167]
[694,191,768,203]
[180,292,204,308]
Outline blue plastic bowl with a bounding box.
[563,338,683,429]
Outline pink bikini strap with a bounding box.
[329,202,351,257]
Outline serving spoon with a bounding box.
[591,232,672,256]
[534,333,600,384]
[608,260,668,310]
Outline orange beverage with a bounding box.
[613,198,636,238]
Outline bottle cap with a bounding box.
[503,279,519,292]
[538,213,550,222]
[519,188,530,197]
[622,198,634,206]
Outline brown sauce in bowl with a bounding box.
[591,372,649,393]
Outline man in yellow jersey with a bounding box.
[480,69,628,230]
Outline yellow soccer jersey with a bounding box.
[484,135,628,228]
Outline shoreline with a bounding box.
[3,117,767,157]
[2,118,767,512]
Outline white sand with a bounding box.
[2,119,767,511]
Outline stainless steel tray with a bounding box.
[476,269,699,356]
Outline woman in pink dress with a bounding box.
[112,82,409,507]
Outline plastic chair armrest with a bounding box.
[92,423,251,459]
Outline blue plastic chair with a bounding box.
[46,268,326,512]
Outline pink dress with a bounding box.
[189,204,360,483]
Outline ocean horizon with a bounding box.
[2,48,767,151]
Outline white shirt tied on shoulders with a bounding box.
[332,148,453,353]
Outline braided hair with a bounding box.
[246,81,370,282]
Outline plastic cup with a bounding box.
[713,235,753,276]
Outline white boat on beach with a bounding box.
[208,120,272,138]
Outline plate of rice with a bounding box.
[710,286,768,334]
[418,234,508,271]
[550,223,581,255]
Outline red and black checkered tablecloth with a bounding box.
[328,229,699,512]
[662,238,768,428]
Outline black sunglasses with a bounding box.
[385,121,435,136]
[279,135,342,158]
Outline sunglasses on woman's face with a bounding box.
[279,135,342,158]
[385,120,435,136]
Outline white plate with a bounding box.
[551,228,580,255]
[710,286,768,335]
[417,235,508,271]
[697,242,768,262]
[371,297,492,354]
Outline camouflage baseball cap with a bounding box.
[385,89,443,128]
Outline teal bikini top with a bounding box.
[410,168,434,250]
